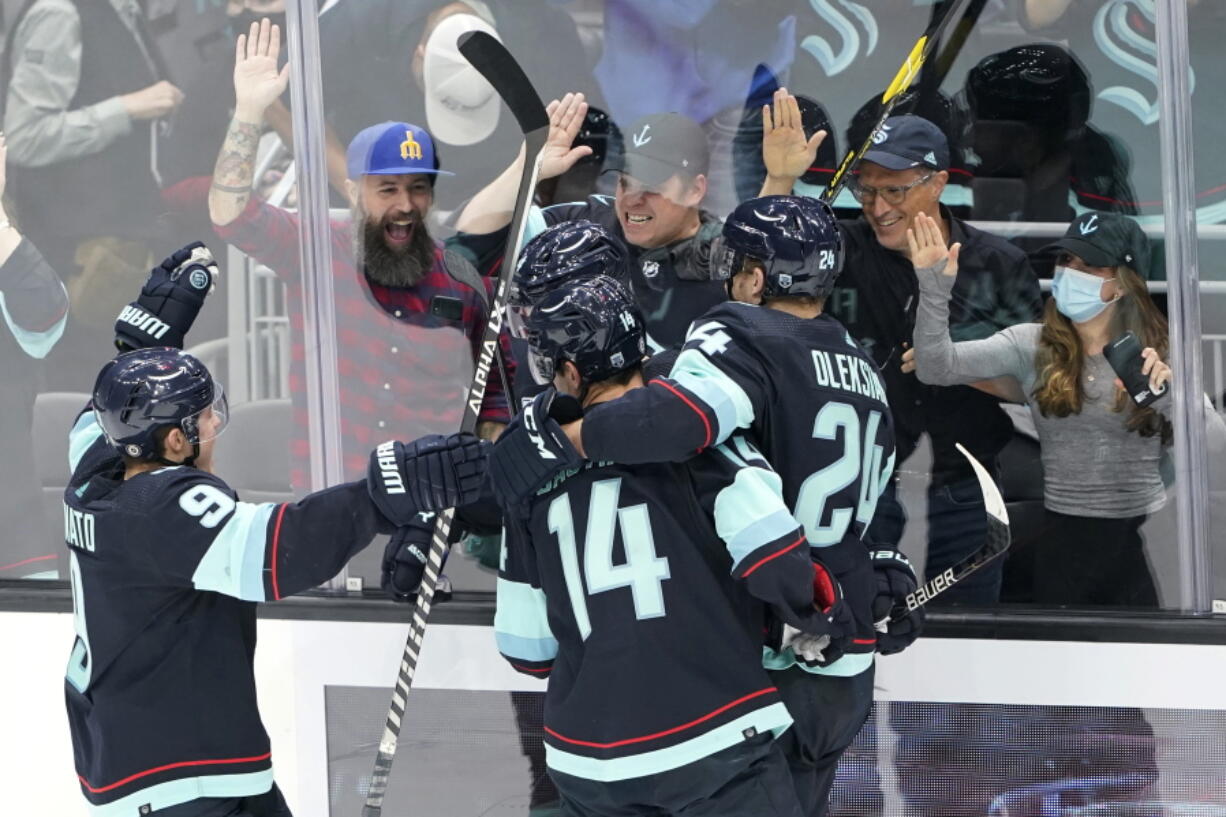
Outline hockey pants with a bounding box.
[769,663,875,817]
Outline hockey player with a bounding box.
[495,272,850,816]
[64,243,487,816]
[491,196,917,816]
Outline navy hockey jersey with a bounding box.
[62,409,392,815]
[495,435,824,782]
[581,303,897,676]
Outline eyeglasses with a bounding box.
[847,173,933,206]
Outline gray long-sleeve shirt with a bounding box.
[912,259,1224,518]
[3,0,155,168]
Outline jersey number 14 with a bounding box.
[547,478,671,640]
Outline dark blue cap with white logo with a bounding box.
[862,115,949,172]
[345,122,454,179]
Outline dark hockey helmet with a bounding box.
[524,274,646,386]
[92,348,229,461]
[715,195,844,299]
[511,220,633,338]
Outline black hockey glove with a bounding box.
[114,242,219,351]
[381,512,457,603]
[870,549,925,655]
[489,388,584,511]
[368,433,489,526]
[768,559,854,669]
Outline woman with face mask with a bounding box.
[904,210,1224,607]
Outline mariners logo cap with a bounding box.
[611,112,710,188]
[862,114,949,171]
[345,122,454,179]
[1041,211,1150,276]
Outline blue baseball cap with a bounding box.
[862,115,949,171]
[345,122,454,179]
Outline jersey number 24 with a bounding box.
[797,402,894,546]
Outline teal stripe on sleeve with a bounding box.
[495,575,558,662]
[0,287,67,359]
[544,703,792,782]
[68,412,105,472]
[191,502,276,601]
[712,465,798,571]
[86,768,274,817]
[670,348,754,443]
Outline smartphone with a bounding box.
[1104,331,1166,407]
[429,295,464,321]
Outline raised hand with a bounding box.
[233,18,290,122]
[539,92,593,181]
[907,211,961,276]
[761,87,826,184]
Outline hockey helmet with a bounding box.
[511,220,633,338]
[524,274,646,386]
[715,195,844,299]
[92,348,228,461]
[966,44,1091,131]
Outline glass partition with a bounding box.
[1,0,1221,619]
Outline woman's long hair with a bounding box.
[1032,263,1172,443]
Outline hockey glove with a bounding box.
[368,433,489,526]
[870,549,925,655]
[381,512,456,603]
[489,388,584,511]
[114,242,219,351]
[769,559,854,669]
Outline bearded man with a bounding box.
[209,19,511,491]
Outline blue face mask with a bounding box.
[1051,266,1117,323]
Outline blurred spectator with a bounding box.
[0,134,69,578]
[457,105,727,355]
[909,209,1226,606]
[1018,0,1226,225]
[2,0,182,388]
[763,109,1042,605]
[209,20,512,490]
[963,43,1137,234]
[318,0,603,215]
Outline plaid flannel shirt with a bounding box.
[215,197,513,491]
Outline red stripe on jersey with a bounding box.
[270,503,289,601]
[544,687,776,749]
[852,638,877,645]
[651,379,712,451]
[740,535,804,578]
[78,751,272,794]
[512,663,552,674]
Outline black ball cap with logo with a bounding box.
[1041,211,1150,278]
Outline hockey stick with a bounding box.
[889,443,1011,620]
[361,31,547,817]
[821,0,974,203]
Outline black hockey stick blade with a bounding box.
[361,35,547,817]
[458,31,549,136]
[889,443,1011,621]
[821,0,974,203]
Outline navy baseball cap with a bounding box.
[862,115,949,172]
[345,122,454,179]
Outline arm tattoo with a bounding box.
[209,117,262,219]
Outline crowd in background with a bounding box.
[1,0,1224,614]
